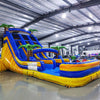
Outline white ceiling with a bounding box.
[0,0,100,46]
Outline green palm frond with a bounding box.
[29,29,38,33]
[71,56,76,60]
[18,44,41,51]
[24,44,30,48]
[51,46,58,50]
[51,46,67,51]
[24,44,32,50]
[8,25,15,28]
[18,45,26,49]
[59,46,67,49]
[0,24,8,28]
[32,44,41,49]
[0,24,15,28]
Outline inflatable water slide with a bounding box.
[0,28,100,88]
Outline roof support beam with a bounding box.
[0,9,31,20]
[47,18,85,34]
[0,3,35,18]
[0,0,40,17]
[49,31,100,44]
[62,37,95,46]
[20,0,100,28]
[39,22,100,41]
[78,10,95,22]
[84,42,100,48]
[87,8,100,20]
[72,40,100,47]
[62,0,72,5]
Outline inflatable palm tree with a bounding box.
[71,56,76,60]
[0,24,15,33]
[28,29,38,34]
[18,44,41,61]
[51,46,67,58]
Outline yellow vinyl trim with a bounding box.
[63,59,70,62]
[0,59,7,72]
[60,61,100,71]
[41,60,53,64]
[41,52,47,59]
[55,59,62,63]
[34,54,40,59]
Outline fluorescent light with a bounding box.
[25,28,28,31]
[23,15,29,18]
[66,45,69,47]
[73,38,76,40]
[79,41,82,43]
[95,38,98,41]
[62,13,67,19]
[94,34,97,35]
[56,43,59,45]
[89,13,93,19]
[88,27,92,31]
[55,34,59,37]
[87,43,90,45]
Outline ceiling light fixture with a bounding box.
[55,34,59,37]
[56,43,59,45]
[83,46,85,48]
[89,13,93,19]
[66,45,69,47]
[25,28,28,31]
[62,13,67,19]
[95,38,98,41]
[73,38,76,40]
[87,43,90,45]
[88,27,92,31]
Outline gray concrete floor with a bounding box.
[0,72,100,100]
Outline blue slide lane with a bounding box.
[60,66,100,78]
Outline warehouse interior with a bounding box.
[0,0,100,100]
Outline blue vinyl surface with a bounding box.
[33,48,58,54]
[60,66,100,78]
[42,66,60,76]
[42,65,100,78]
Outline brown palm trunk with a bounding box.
[27,50,33,61]
[4,27,8,34]
[56,50,60,58]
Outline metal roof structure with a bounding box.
[0,0,100,47]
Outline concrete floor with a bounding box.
[0,72,100,100]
